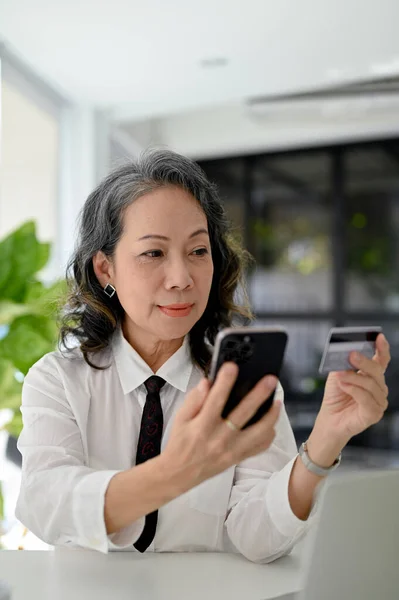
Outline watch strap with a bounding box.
[299,440,341,477]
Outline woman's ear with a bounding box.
[92,251,114,289]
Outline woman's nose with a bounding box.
[164,257,194,290]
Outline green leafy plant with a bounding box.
[0,221,67,524]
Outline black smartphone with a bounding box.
[209,327,288,429]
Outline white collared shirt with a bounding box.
[16,329,314,563]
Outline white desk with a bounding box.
[0,546,304,600]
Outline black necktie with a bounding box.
[133,375,166,553]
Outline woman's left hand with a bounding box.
[314,333,391,449]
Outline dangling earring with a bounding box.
[103,283,116,298]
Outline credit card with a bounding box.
[319,327,382,375]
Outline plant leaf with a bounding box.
[5,411,23,438]
[0,301,31,325]
[24,279,67,317]
[0,358,23,411]
[0,235,13,292]
[0,315,58,375]
[0,221,51,302]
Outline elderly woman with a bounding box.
[16,150,390,563]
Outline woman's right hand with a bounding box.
[105,362,281,535]
[162,362,281,489]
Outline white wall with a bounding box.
[57,106,110,274]
[0,79,59,241]
[0,66,110,279]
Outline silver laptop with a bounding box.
[275,469,399,600]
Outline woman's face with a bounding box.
[98,186,214,344]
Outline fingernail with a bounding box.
[224,363,237,375]
[351,352,361,364]
[264,375,277,388]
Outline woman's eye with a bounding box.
[143,250,163,258]
[192,248,208,256]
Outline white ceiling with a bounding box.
[1,0,399,122]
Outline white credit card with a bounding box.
[319,326,382,375]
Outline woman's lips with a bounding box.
[158,303,194,317]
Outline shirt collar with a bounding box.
[112,328,193,395]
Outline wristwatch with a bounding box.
[299,440,341,477]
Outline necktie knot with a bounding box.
[144,375,165,394]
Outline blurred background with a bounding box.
[1,0,399,548]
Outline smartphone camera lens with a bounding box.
[239,343,253,361]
